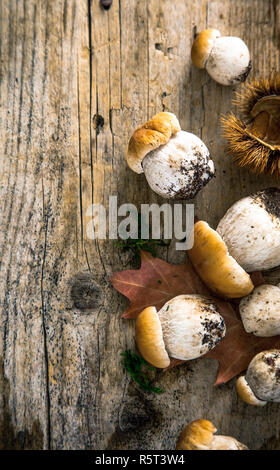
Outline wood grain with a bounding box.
[1,0,280,450]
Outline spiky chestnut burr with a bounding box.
[221,74,280,177]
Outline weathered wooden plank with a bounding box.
[1,0,280,450]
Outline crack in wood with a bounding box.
[40,178,51,449]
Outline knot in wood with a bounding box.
[71,272,101,311]
[119,400,152,432]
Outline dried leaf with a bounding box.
[111,251,210,319]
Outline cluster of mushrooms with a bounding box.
[125,28,280,451]
[134,188,280,410]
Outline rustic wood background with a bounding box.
[1,0,280,450]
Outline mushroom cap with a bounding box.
[206,36,251,86]
[126,112,181,174]
[142,130,215,199]
[158,294,226,361]
[191,29,221,69]
[236,375,267,406]
[188,221,254,298]
[176,419,217,450]
[135,306,170,368]
[176,419,248,450]
[245,350,280,403]
[217,188,280,272]
[240,284,280,337]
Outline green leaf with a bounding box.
[113,237,170,265]
[121,350,164,394]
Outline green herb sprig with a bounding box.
[113,214,170,264]
[121,350,164,394]
[114,238,169,263]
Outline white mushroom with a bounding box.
[216,188,280,272]
[191,29,251,86]
[142,131,214,199]
[240,284,280,337]
[158,295,225,360]
[126,112,214,199]
[176,419,248,450]
[236,350,280,406]
[135,294,226,367]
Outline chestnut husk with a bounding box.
[221,74,280,177]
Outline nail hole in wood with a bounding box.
[100,0,112,11]
[93,114,105,135]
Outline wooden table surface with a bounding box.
[1,0,280,450]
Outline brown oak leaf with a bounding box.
[111,250,280,385]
